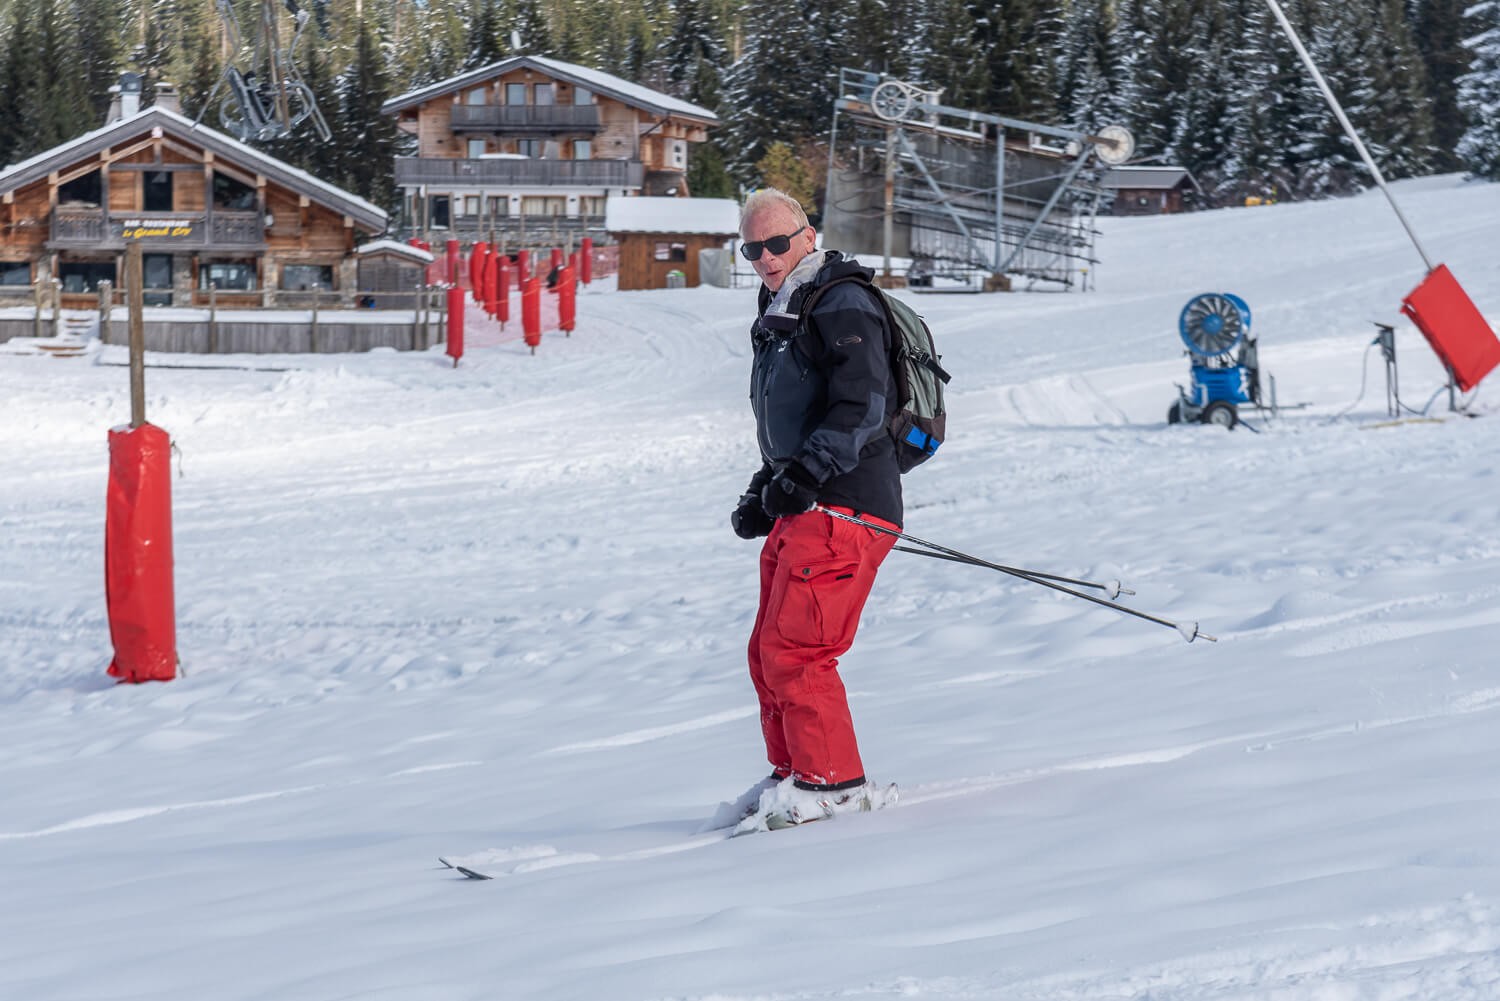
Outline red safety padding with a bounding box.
[558,265,576,334]
[1401,264,1500,393]
[446,285,465,363]
[105,423,177,683]
[522,277,541,352]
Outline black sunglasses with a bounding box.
[739,227,807,261]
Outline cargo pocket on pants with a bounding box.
[780,558,860,648]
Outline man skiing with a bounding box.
[721,187,901,830]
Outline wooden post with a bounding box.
[418,283,429,349]
[126,242,146,429]
[208,283,218,354]
[309,284,320,353]
[52,279,63,339]
[33,279,43,340]
[99,280,113,345]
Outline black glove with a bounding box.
[731,464,775,539]
[761,461,820,519]
[731,492,775,539]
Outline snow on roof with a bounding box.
[0,107,388,230]
[604,197,741,235]
[355,240,435,264]
[383,56,717,124]
[1099,166,1202,193]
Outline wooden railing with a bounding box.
[394,157,643,188]
[449,105,601,133]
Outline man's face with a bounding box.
[741,206,816,293]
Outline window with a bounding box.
[670,139,686,170]
[520,196,566,216]
[0,261,30,286]
[59,260,117,293]
[573,139,592,160]
[533,83,554,106]
[654,242,687,262]
[518,139,544,158]
[466,87,486,105]
[579,196,605,217]
[143,170,174,212]
[463,195,480,217]
[58,169,101,207]
[429,194,450,228]
[199,260,257,291]
[212,172,256,211]
[282,264,334,291]
[143,254,172,289]
[467,139,487,158]
[143,254,173,306]
[573,86,592,105]
[505,83,527,105]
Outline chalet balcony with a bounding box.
[394,157,644,189]
[49,209,267,250]
[449,105,602,134]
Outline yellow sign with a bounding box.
[117,218,196,240]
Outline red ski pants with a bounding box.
[748,506,897,788]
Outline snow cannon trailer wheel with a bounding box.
[1200,401,1238,428]
[1167,400,1184,424]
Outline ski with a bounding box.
[438,783,903,878]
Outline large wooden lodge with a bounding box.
[0,83,388,312]
[380,55,719,241]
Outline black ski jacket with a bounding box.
[749,252,903,526]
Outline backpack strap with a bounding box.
[797,274,891,352]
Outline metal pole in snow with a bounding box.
[1261,0,1435,272]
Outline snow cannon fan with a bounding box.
[1167,293,1261,428]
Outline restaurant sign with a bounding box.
[116,218,197,240]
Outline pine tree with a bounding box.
[511,0,553,56]
[662,0,726,107]
[1056,0,1125,133]
[465,0,507,69]
[337,17,400,208]
[75,0,127,122]
[916,0,988,110]
[717,0,830,185]
[0,3,35,164]
[687,137,735,197]
[25,0,94,148]
[1456,0,1500,178]
[1409,0,1472,170]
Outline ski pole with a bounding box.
[890,545,1134,599]
[816,505,1217,644]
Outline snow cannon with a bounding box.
[1167,292,1261,428]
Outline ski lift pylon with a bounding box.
[200,0,331,143]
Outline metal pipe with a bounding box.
[1261,0,1434,272]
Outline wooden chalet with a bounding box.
[0,85,387,310]
[605,197,738,291]
[1100,166,1203,215]
[381,55,719,242]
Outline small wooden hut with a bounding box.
[604,197,739,291]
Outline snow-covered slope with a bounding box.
[3,175,1500,1001]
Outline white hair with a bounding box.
[740,188,809,234]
